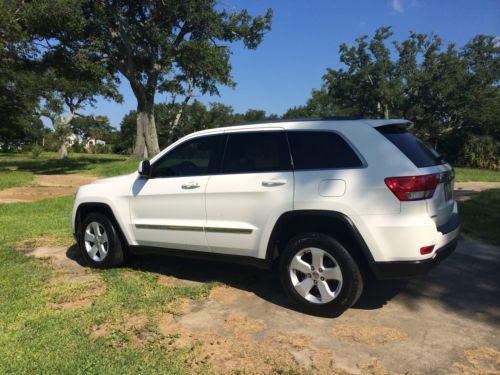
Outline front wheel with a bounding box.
[78,212,124,268]
[279,233,363,317]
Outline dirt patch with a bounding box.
[157,274,204,288]
[452,347,500,374]
[332,324,408,345]
[22,245,106,309]
[92,314,157,348]
[223,312,266,337]
[0,173,97,203]
[209,285,253,304]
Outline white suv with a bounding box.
[72,119,459,316]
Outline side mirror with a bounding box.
[138,160,151,178]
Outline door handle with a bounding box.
[262,179,287,187]
[181,182,200,189]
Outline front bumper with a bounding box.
[371,213,460,279]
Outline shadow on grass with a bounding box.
[0,156,123,175]
[65,238,500,323]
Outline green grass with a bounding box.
[454,168,500,182]
[459,189,500,246]
[0,153,216,373]
[0,170,34,191]
[0,152,138,177]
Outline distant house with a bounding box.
[85,138,106,150]
[66,134,106,151]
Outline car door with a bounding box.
[205,129,294,258]
[130,134,224,251]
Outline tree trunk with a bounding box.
[131,101,160,159]
[384,104,389,119]
[58,143,68,159]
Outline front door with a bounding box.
[130,134,224,251]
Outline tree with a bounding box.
[70,115,113,144]
[32,1,273,159]
[323,27,402,119]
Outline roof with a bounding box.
[222,117,412,129]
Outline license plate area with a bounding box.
[444,182,452,201]
[441,170,454,201]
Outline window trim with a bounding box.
[218,129,293,176]
[150,133,225,179]
[286,129,368,171]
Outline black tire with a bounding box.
[279,232,363,317]
[78,212,124,268]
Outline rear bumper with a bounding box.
[371,213,460,279]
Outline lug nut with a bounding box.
[318,268,323,272]
[307,273,312,278]
[311,266,315,271]
[320,277,325,281]
[313,280,318,285]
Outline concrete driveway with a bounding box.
[114,237,499,374]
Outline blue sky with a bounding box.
[85,0,500,127]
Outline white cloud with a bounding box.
[392,0,404,13]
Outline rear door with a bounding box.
[377,125,455,227]
[205,129,294,257]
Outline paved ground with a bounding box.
[454,181,500,202]
[0,174,97,203]
[25,237,500,374]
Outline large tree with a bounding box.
[27,0,272,158]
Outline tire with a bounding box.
[279,232,363,317]
[78,212,124,268]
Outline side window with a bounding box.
[152,135,223,178]
[288,131,363,170]
[222,131,291,174]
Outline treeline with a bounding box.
[283,28,499,168]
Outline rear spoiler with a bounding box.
[363,119,413,128]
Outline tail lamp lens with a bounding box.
[384,173,441,201]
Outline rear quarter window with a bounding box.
[377,125,445,168]
[287,131,363,170]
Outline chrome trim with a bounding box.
[135,224,252,234]
[205,227,253,234]
[135,224,203,232]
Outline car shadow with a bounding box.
[66,239,500,323]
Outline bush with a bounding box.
[70,142,86,153]
[31,144,43,158]
[88,143,111,154]
[460,135,499,170]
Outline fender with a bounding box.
[265,210,375,265]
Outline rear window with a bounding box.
[287,131,363,170]
[377,125,446,168]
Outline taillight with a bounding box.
[384,173,441,201]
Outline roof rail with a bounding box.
[225,117,364,127]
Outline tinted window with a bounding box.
[287,131,363,170]
[152,135,223,177]
[222,132,291,174]
[377,126,445,168]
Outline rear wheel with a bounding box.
[78,212,124,268]
[279,233,363,316]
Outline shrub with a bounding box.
[31,144,44,158]
[460,135,499,170]
[70,142,86,154]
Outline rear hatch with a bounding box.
[377,124,455,228]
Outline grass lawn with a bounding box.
[0,153,217,374]
[0,152,498,372]
[458,189,500,246]
[0,170,34,190]
[454,167,500,182]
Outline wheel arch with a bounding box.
[75,202,130,249]
[265,210,376,275]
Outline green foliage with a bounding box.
[31,144,43,158]
[70,142,86,154]
[460,135,499,169]
[298,28,499,166]
[459,189,500,245]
